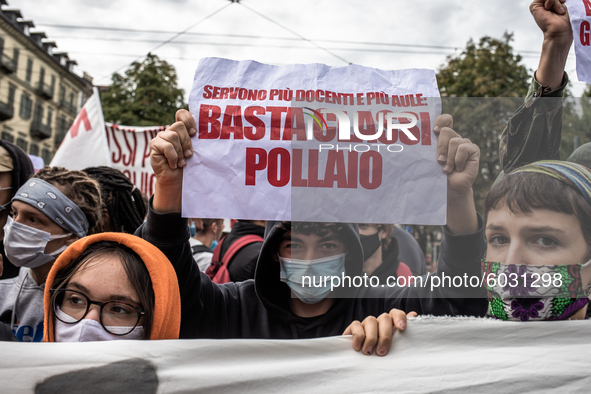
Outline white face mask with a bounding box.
[3,216,71,268]
[278,253,346,304]
[54,307,144,342]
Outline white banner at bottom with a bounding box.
[1,317,590,393]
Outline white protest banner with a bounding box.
[2,317,590,393]
[105,123,165,196]
[185,58,443,224]
[50,88,110,170]
[567,0,591,83]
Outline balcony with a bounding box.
[60,100,77,115]
[0,101,13,121]
[0,54,16,74]
[30,120,52,140]
[37,82,54,99]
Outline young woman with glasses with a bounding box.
[42,232,181,341]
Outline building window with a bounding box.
[1,131,13,143]
[41,148,51,164]
[13,48,19,70]
[16,137,27,152]
[50,75,56,96]
[57,114,66,133]
[55,115,70,148]
[39,67,45,86]
[68,92,74,105]
[29,143,39,156]
[33,102,44,124]
[7,84,16,107]
[46,108,53,128]
[19,93,32,119]
[59,85,65,103]
[25,58,33,83]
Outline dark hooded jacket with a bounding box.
[0,140,34,280]
[137,205,488,339]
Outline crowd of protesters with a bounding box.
[0,0,589,363]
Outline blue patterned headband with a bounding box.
[12,179,89,237]
[510,160,591,206]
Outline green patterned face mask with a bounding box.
[481,260,591,321]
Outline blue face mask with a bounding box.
[189,222,197,237]
[210,240,218,250]
[278,253,346,304]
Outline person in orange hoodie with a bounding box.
[43,232,180,341]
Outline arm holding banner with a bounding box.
[141,111,244,339]
[434,114,479,236]
[377,115,487,316]
[343,310,417,356]
[499,0,572,174]
[533,0,572,89]
[150,111,196,214]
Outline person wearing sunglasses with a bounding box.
[42,232,181,341]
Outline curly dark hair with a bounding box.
[83,166,147,233]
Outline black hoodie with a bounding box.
[138,205,488,339]
[0,140,34,280]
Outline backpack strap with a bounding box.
[207,234,264,284]
[220,234,264,267]
[396,262,415,285]
[191,244,212,255]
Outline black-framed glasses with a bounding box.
[51,288,145,336]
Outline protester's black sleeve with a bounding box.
[136,202,250,339]
[499,72,568,175]
[382,213,488,317]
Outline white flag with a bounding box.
[50,87,111,169]
[106,122,166,196]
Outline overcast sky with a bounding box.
[10,0,587,98]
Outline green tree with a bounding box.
[437,32,530,97]
[436,32,531,212]
[406,33,531,257]
[101,54,185,126]
[561,86,591,158]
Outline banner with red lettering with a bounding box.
[568,0,591,83]
[105,123,164,196]
[185,58,444,224]
[50,88,110,170]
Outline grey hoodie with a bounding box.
[0,268,45,342]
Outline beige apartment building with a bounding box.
[0,2,93,164]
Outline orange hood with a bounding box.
[43,232,181,341]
